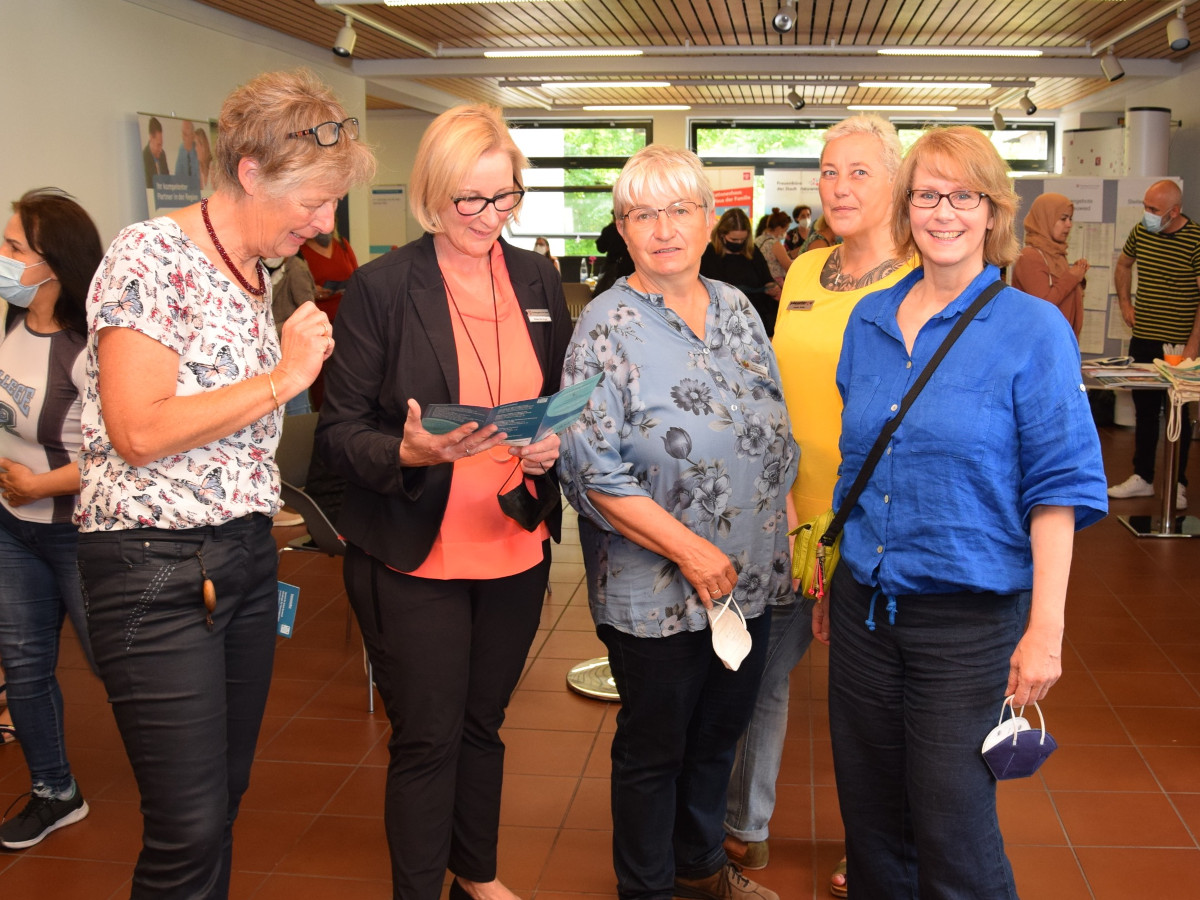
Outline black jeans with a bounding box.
[1130,336,1191,485]
[79,515,278,900]
[599,614,770,900]
[344,542,550,900]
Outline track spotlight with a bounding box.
[1020,91,1037,115]
[1168,7,1191,51]
[786,87,806,111]
[992,109,1005,130]
[1101,47,1126,82]
[772,0,797,35]
[333,15,357,57]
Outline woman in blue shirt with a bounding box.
[824,127,1107,899]
[559,145,797,900]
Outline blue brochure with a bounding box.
[422,373,602,446]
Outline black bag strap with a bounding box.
[820,278,1005,547]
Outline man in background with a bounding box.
[1108,179,1200,508]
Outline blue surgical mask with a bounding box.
[1143,210,1171,233]
[0,255,51,308]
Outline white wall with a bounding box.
[1,0,370,256]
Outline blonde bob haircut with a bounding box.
[612,144,715,224]
[891,126,1020,268]
[823,114,903,180]
[214,69,376,198]
[410,104,529,235]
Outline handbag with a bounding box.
[981,696,1058,780]
[792,279,1005,600]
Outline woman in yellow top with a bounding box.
[723,115,912,896]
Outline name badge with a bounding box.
[526,308,552,323]
[741,359,769,377]
[787,300,815,311]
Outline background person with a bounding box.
[826,125,1107,900]
[76,69,374,897]
[725,116,912,895]
[754,208,793,288]
[1106,179,1200,509]
[558,144,796,900]
[1011,192,1088,336]
[533,236,560,272]
[0,188,102,851]
[142,116,169,187]
[700,207,781,336]
[316,104,570,900]
[176,120,201,184]
[194,126,214,193]
[798,213,838,254]
[784,204,812,256]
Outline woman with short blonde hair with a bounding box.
[318,103,570,900]
[78,69,375,896]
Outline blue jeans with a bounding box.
[0,503,95,795]
[724,593,815,842]
[78,514,277,900]
[827,567,1026,900]
[600,613,770,900]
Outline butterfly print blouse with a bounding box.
[76,218,283,531]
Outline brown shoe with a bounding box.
[674,862,779,900]
[722,834,769,870]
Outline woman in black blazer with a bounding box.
[316,105,571,900]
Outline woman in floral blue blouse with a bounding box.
[558,145,797,900]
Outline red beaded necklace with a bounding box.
[200,197,266,298]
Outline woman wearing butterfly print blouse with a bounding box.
[74,71,374,898]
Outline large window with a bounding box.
[508,121,650,258]
[692,120,1057,216]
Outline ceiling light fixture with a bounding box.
[332,15,357,57]
[581,104,690,111]
[847,104,958,111]
[541,81,670,89]
[1168,6,1191,51]
[1020,91,1037,115]
[785,87,805,110]
[993,109,1006,130]
[878,47,1042,57]
[773,0,797,35]
[484,48,643,58]
[1101,47,1126,81]
[858,81,994,90]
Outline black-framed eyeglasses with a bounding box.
[287,118,359,147]
[452,189,526,216]
[620,200,705,228]
[907,189,988,210]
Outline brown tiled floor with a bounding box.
[1,423,1199,898]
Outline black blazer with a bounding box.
[316,233,573,573]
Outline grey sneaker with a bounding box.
[675,862,779,900]
[0,786,89,849]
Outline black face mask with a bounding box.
[723,240,745,252]
[497,469,559,532]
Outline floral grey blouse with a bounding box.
[558,276,798,638]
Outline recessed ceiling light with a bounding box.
[847,104,959,111]
[484,48,643,58]
[878,48,1042,57]
[542,81,671,89]
[582,104,691,111]
[858,81,993,90]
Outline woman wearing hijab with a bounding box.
[1011,192,1088,336]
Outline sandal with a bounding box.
[829,857,847,898]
[0,724,16,746]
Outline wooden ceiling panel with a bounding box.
[193,0,1196,115]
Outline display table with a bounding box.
[1084,364,1197,538]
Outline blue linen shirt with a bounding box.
[559,276,799,637]
[834,265,1108,597]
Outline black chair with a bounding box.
[276,413,375,713]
